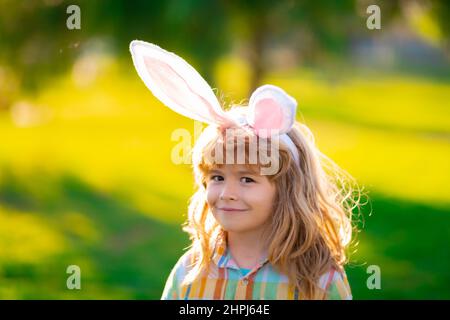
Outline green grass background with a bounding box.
[0,58,449,299]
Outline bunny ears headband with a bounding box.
[129,40,300,164]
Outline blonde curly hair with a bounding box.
[181,114,364,299]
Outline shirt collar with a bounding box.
[212,230,269,271]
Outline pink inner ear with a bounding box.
[252,98,283,132]
[143,56,232,125]
[144,57,195,111]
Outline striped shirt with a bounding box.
[161,234,352,300]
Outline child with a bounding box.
[130,40,361,300]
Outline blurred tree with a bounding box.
[429,0,450,54]
[0,0,448,108]
[221,0,403,94]
[0,0,229,109]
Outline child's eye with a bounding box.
[210,175,224,182]
[241,177,255,183]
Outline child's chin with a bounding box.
[219,223,251,234]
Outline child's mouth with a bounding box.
[217,207,248,212]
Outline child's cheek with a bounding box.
[205,185,218,207]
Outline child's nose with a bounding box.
[219,181,238,201]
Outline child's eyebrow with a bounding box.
[208,169,223,175]
[237,170,258,175]
[208,169,258,176]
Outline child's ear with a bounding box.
[129,40,235,127]
[246,84,297,138]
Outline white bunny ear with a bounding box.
[130,40,235,126]
[246,84,297,138]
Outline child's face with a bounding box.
[205,164,277,235]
